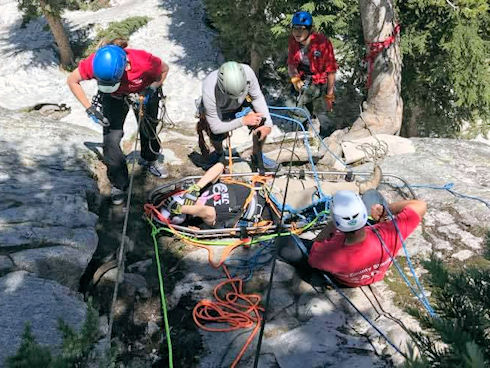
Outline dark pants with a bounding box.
[286,83,335,138]
[101,92,160,190]
[206,101,264,162]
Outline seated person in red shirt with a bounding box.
[67,39,170,205]
[277,190,427,287]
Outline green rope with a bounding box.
[148,219,174,367]
[144,209,328,367]
[148,210,329,247]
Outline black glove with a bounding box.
[183,184,201,206]
[163,197,182,215]
[86,106,109,127]
[143,86,158,105]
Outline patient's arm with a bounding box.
[181,205,217,226]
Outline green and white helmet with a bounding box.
[217,61,248,99]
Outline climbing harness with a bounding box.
[125,88,173,156]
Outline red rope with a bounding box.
[364,24,401,89]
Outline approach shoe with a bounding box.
[110,186,126,206]
[139,158,169,179]
[357,165,382,194]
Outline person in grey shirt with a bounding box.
[199,61,273,169]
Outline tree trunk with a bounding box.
[345,0,402,140]
[39,0,74,69]
[249,0,263,74]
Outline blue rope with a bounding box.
[267,191,331,223]
[368,222,437,318]
[397,182,490,209]
[289,236,406,357]
[269,112,326,198]
[321,272,406,357]
[268,105,347,169]
[225,241,275,281]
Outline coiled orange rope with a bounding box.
[193,265,263,368]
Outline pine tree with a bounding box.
[405,257,490,367]
[17,0,75,68]
[396,0,489,137]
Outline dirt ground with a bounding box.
[80,143,206,367]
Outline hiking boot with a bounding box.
[357,165,382,194]
[139,158,169,179]
[110,186,126,206]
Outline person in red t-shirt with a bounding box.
[278,190,427,287]
[287,11,338,138]
[67,39,170,205]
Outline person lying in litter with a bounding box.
[152,163,381,231]
[277,190,427,287]
[157,163,276,229]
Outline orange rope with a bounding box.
[227,134,233,174]
[193,265,263,368]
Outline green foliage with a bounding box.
[204,0,488,137]
[84,16,151,56]
[405,257,490,367]
[17,0,78,18]
[69,0,111,12]
[397,0,490,137]
[6,303,100,368]
[6,324,52,368]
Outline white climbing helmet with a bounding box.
[217,61,248,99]
[331,190,368,232]
[159,194,186,225]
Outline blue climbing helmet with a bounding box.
[292,11,313,28]
[92,45,127,93]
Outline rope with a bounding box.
[268,106,348,169]
[370,205,437,317]
[288,236,406,357]
[225,241,275,281]
[107,95,144,342]
[397,182,490,209]
[253,123,301,368]
[192,265,263,368]
[321,273,407,357]
[148,220,174,367]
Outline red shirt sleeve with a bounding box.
[147,54,163,81]
[287,36,299,67]
[375,206,421,255]
[323,39,338,73]
[78,53,95,80]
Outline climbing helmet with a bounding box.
[331,190,368,232]
[292,11,313,28]
[216,61,248,100]
[93,45,127,93]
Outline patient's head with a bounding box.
[160,193,186,225]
